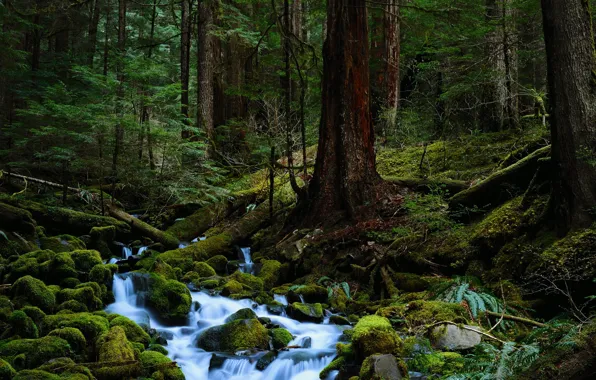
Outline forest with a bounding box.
[0,0,595,379]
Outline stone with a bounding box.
[431,324,482,350]
[359,354,403,380]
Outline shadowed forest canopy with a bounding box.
[0,0,596,379]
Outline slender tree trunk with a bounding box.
[383,0,400,127]
[299,0,380,225]
[502,0,519,130]
[541,0,596,232]
[180,0,191,138]
[103,0,111,76]
[483,0,506,132]
[87,0,101,66]
[111,0,126,203]
[197,0,216,155]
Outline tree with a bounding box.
[111,0,126,200]
[299,0,381,224]
[197,0,215,154]
[180,0,192,138]
[541,0,596,232]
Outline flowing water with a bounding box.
[106,272,345,380]
[239,247,254,275]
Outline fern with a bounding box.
[0,230,7,241]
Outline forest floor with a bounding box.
[0,123,595,380]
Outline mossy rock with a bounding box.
[407,351,464,377]
[6,310,39,339]
[0,336,71,370]
[359,354,407,380]
[405,300,467,327]
[37,357,93,379]
[199,279,220,290]
[221,279,244,296]
[139,350,185,380]
[12,370,61,380]
[98,326,136,362]
[57,300,89,313]
[287,302,324,323]
[392,273,430,293]
[257,260,281,289]
[159,234,233,272]
[0,296,14,323]
[42,312,109,342]
[0,358,16,380]
[20,306,46,325]
[352,315,402,361]
[229,271,264,291]
[40,235,86,253]
[288,284,328,303]
[330,315,351,326]
[46,252,78,284]
[193,261,216,277]
[150,258,178,280]
[206,255,228,274]
[0,202,37,235]
[69,250,103,272]
[89,225,116,259]
[269,328,293,349]
[320,343,355,379]
[109,315,150,346]
[11,275,56,312]
[0,233,36,260]
[48,327,87,355]
[57,286,103,311]
[4,250,55,283]
[224,308,257,323]
[148,344,169,355]
[196,318,269,352]
[146,274,191,325]
[89,264,117,287]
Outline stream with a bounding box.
[105,244,345,380]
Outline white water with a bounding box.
[107,274,344,380]
[239,247,254,275]
[122,246,133,259]
[137,246,149,256]
[274,294,288,306]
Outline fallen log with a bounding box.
[485,310,546,328]
[107,205,180,249]
[449,145,551,210]
[0,195,130,236]
[384,176,469,196]
[0,171,80,192]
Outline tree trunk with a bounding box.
[382,0,400,127]
[87,0,101,66]
[111,0,126,202]
[103,0,111,76]
[180,0,191,138]
[197,0,215,155]
[299,0,380,225]
[541,0,596,232]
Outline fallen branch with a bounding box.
[0,171,80,192]
[485,311,546,328]
[107,204,179,249]
[428,321,506,344]
[384,176,469,196]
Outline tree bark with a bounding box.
[541,0,596,232]
[87,0,102,66]
[103,0,111,76]
[299,0,381,225]
[180,0,191,138]
[197,0,216,155]
[111,0,126,202]
[382,0,400,127]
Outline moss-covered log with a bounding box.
[0,202,37,235]
[449,145,550,210]
[107,205,179,249]
[0,196,129,236]
[384,176,469,196]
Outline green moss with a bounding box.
[221,279,244,296]
[229,271,264,291]
[147,274,191,325]
[536,224,596,277]
[319,356,345,379]
[196,318,269,351]
[405,300,468,327]
[57,285,102,311]
[109,315,150,346]
[12,370,61,380]
[150,257,178,280]
[42,312,109,342]
[89,225,116,259]
[98,326,136,364]
[193,261,216,277]
[352,315,402,361]
[7,310,38,338]
[37,357,93,380]
[20,306,45,326]
[257,260,281,289]
[206,255,228,274]
[148,344,169,355]
[40,235,85,253]
[4,250,55,283]
[11,275,56,312]
[159,234,233,272]
[0,358,16,380]
[392,273,430,292]
[0,336,71,370]
[57,300,88,313]
[199,279,221,289]
[139,350,185,380]
[288,302,324,322]
[69,250,102,272]
[407,351,464,377]
[269,328,293,349]
[89,264,117,286]
[224,308,258,323]
[48,327,86,354]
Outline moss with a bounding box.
[37,357,93,379]
[40,235,85,253]
[4,250,55,283]
[150,257,178,280]
[193,261,216,277]
[320,356,345,379]
[535,224,596,277]
[269,328,293,349]
[46,252,78,284]
[89,264,117,286]
[139,350,185,380]
[196,318,269,351]
[0,336,71,370]
[221,279,244,296]
[287,302,324,322]
[48,327,87,354]
[20,306,45,326]
[69,250,102,272]
[57,285,103,311]
[257,260,281,289]
[89,225,116,259]
[57,300,88,313]
[148,344,169,355]
[407,351,464,377]
[229,270,264,291]
[11,275,56,312]
[0,358,16,380]
[352,315,402,361]
[159,234,234,272]
[42,312,109,342]
[206,255,228,274]
[147,274,191,325]
[405,300,468,327]
[392,273,430,292]
[199,279,221,290]
[224,308,258,323]
[12,370,61,380]
[182,271,200,283]
[7,310,39,338]
[109,315,150,346]
[97,326,136,365]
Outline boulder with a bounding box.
[224,308,257,323]
[287,302,324,323]
[431,324,482,350]
[196,318,269,352]
[359,354,403,380]
[352,315,402,361]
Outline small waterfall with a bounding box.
[191,236,206,243]
[108,258,119,264]
[274,294,289,306]
[299,295,306,304]
[209,358,259,380]
[179,242,189,249]
[122,246,133,259]
[137,246,149,255]
[239,247,254,274]
[261,354,335,379]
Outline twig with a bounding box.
[427,321,507,344]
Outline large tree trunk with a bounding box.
[87,0,102,66]
[541,0,596,232]
[180,0,191,138]
[197,0,216,156]
[300,0,380,225]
